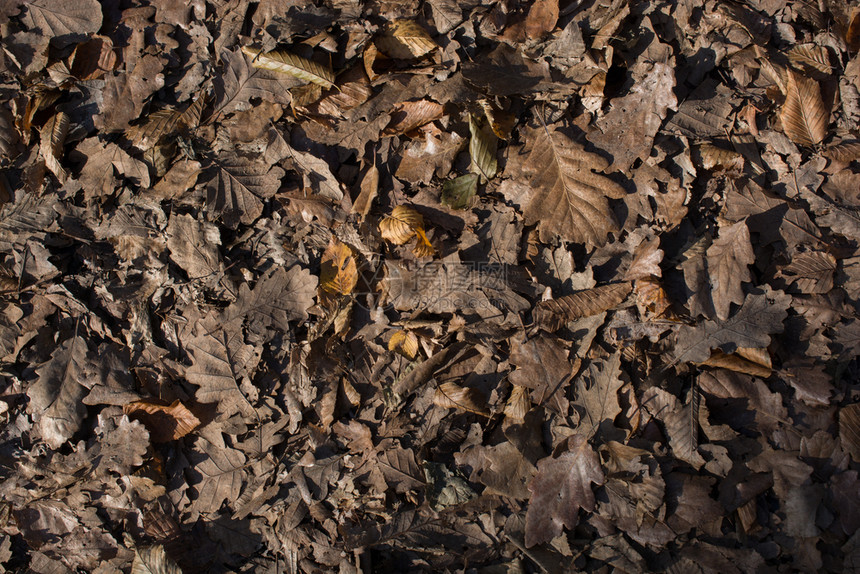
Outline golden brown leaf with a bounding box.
[779,70,829,147]
[384,99,444,136]
[379,205,425,245]
[434,382,490,417]
[124,399,201,442]
[478,99,515,140]
[40,112,69,183]
[504,385,531,422]
[241,46,335,89]
[533,282,632,332]
[389,329,419,359]
[412,228,436,257]
[320,237,358,297]
[525,0,559,41]
[634,278,671,319]
[699,347,773,378]
[376,20,438,59]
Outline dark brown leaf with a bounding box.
[525,434,604,547]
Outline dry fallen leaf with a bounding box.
[376,20,438,59]
[241,46,336,89]
[503,125,627,246]
[389,329,419,359]
[779,70,829,146]
[320,237,358,297]
[123,399,201,442]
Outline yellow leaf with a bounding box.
[320,237,357,296]
[376,20,438,59]
[379,205,424,245]
[241,46,336,89]
[389,330,419,359]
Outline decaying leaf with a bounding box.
[706,220,755,321]
[434,382,490,417]
[533,282,632,332]
[525,434,604,547]
[502,125,627,246]
[28,337,89,449]
[441,174,478,210]
[780,70,829,146]
[131,545,182,574]
[672,289,790,365]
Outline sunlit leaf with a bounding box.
[376,20,438,59]
[241,46,336,89]
[389,329,419,359]
[320,237,358,297]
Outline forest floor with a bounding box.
[0,0,859,572]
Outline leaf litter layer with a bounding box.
[0,0,859,573]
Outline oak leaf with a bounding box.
[707,220,755,321]
[671,288,790,365]
[502,125,626,246]
[28,337,89,449]
[525,434,604,547]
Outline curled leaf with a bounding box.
[504,385,531,422]
[533,282,632,332]
[241,46,335,89]
[384,99,445,136]
[123,399,201,442]
[389,330,419,359]
[40,112,69,183]
[699,347,772,378]
[469,113,498,182]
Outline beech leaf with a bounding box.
[241,46,336,89]
[780,70,829,146]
